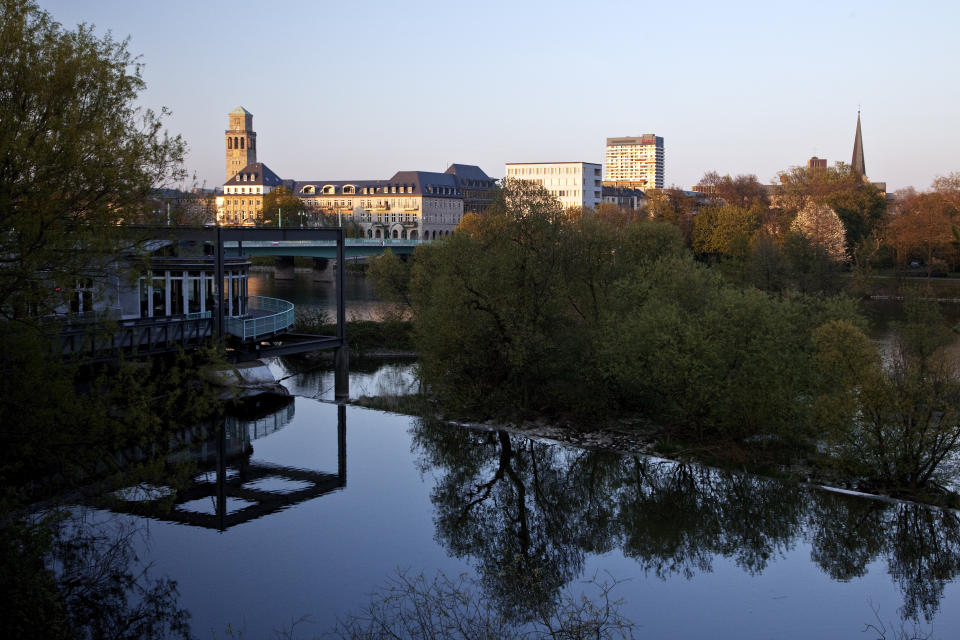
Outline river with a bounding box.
[83,366,960,638]
[64,272,960,638]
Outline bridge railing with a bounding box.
[226,296,294,341]
[223,238,424,248]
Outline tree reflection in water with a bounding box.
[411,418,960,625]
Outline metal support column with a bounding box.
[214,226,224,340]
[337,404,347,486]
[334,228,349,401]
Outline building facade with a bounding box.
[601,184,647,210]
[217,163,284,225]
[289,170,467,240]
[604,135,664,189]
[504,162,602,210]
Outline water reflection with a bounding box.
[106,401,347,531]
[411,418,960,623]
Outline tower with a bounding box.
[225,106,257,182]
[851,110,865,178]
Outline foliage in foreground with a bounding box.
[0,0,186,320]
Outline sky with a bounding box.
[37,0,960,192]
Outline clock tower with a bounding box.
[225,106,257,182]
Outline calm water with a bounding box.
[247,269,401,321]
[75,273,960,637]
[83,360,960,639]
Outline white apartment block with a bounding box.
[504,162,602,210]
[605,135,664,189]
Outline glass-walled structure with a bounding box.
[138,267,248,319]
[129,242,251,321]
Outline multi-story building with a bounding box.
[604,135,664,189]
[289,170,467,240]
[217,162,284,225]
[445,163,497,214]
[503,162,602,210]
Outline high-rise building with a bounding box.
[604,135,664,189]
[504,161,602,209]
[225,106,257,182]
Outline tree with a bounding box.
[886,179,960,272]
[815,298,960,496]
[261,186,306,227]
[790,201,847,262]
[691,203,763,259]
[645,187,696,242]
[0,0,186,319]
[695,171,770,209]
[775,164,886,252]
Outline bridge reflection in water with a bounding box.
[108,402,346,531]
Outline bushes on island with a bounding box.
[372,179,960,497]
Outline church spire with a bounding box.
[851,110,866,178]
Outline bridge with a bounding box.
[224,237,422,258]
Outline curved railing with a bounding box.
[225,296,294,341]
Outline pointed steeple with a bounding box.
[851,110,866,177]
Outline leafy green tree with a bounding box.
[261,186,305,226]
[0,0,186,319]
[409,178,600,417]
[691,203,763,259]
[368,249,413,309]
[815,298,960,496]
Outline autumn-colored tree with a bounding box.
[695,171,770,209]
[593,202,646,229]
[886,180,960,272]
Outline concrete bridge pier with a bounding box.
[274,256,296,280]
[313,258,335,282]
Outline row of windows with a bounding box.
[506,166,586,176]
[301,184,415,196]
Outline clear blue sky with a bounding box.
[39,0,960,191]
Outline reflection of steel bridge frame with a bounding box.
[109,405,347,531]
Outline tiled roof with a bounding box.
[224,163,283,187]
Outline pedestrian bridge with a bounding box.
[224,238,421,258]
